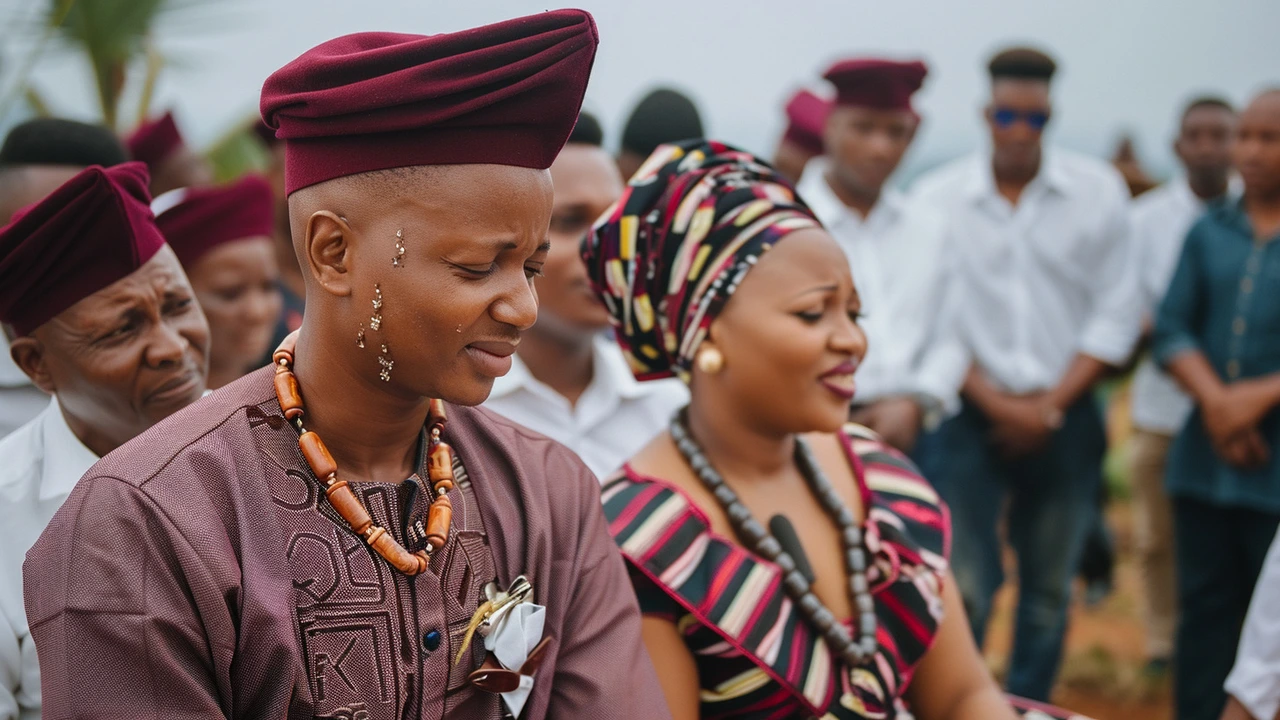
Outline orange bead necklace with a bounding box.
[271,341,454,576]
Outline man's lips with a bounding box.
[147,368,202,404]
[465,340,519,377]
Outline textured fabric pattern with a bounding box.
[582,139,820,382]
[603,424,949,718]
[23,366,670,719]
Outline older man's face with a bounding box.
[12,246,210,454]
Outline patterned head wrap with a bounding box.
[582,139,821,382]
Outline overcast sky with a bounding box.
[2,0,1277,181]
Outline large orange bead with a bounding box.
[425,494,452,550]
[273,371,304,420]
[299,431,337,480]
[428,442,455,485]
[325,480,373,535]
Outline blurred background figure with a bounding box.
[154,175,281,389]
[486,111,687,478]
[1112,135,1159,198]
[797,57,958,454]
[0,162,209,720]
[251,120,306,354]
[772,88,830,184]
[913,46,1142,702]
[0,117,130,438]
[126,110,214,196]
[1153,88,1280,720]
[616,87,705,182]
[1127,95,1238,681]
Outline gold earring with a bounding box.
[370,284,383,331]
[696,347,724,375]
[356,323,366,349]
[393,229,406,268]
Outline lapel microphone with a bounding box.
[769,514,815,586]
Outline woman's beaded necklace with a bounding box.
[669,414,879,668]
[272,340,455,576]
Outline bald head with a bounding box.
[1234,89,1280,199]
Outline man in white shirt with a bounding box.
[0,118,132,438]
[797,57,960,454]
[486,113,687,479]
[911,47,1142,701]
[0,163,210,720]
[1128,96,1237,676]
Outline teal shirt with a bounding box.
[1154,199,1280,512]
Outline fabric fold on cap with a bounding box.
[127,112,185,169]
[823,58,928,111]
[783,89,832,155]
[155,175,275,267]
[0,162,166,335]
[260,9,599,193]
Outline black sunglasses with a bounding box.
[991,108,1050,131]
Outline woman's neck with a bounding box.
[517,326,596,408]
[290,323,428,483]
[685,389,795,482]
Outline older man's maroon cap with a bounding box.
[127,111,185,169]
[260,9,599,194]
[154,175,275,267]
[823,59,928,112]
[0,162,166,335]
[782,89,832,155]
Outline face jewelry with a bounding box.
[356,323,366,349]
[696,347,724,375]
[456,325,462,334]
[378,343,394,382]
[370,284,383,331]
[393,228,406,268]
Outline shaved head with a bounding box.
[1234,89,1280,198]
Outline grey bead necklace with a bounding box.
[670,414,879,668]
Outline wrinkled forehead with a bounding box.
[47,247,190,334]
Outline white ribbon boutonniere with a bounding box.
[459,576,553,717]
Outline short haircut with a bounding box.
[0,118,128,168]
[621,87,704,157]
[987,47,1057,82]
[567,111,604,147]
[1181,95,1235,122]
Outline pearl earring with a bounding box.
[696,347,724,375]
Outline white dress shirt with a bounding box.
[1129,177,1236,434]
[798,159,962,415]
[0,338,46,440]
[1227,526,1280,720]
[912,149,1142,394]
[0,399,98,720]
[485,334,688,479]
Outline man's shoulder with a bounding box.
[86,368,275,490]
[1050,148,1129,200]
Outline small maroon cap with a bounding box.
[0,162,166,335]
[155,175,275,267]
[782,89,832,154]
[126,111,185,169]
[823,59,928,111]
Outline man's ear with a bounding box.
[304,210,354,298]
[10,335,55,394]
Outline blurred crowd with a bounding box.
[0,16,1278,720]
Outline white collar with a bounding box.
[38,397,99,501]
[489,333,655,404]
[797,157,905,229]
[962,149,1071,204]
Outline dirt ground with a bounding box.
[984,499,1173,720]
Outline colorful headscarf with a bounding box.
[582,139,821,382]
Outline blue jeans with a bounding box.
[913,397,1105,701]
[1172,496,1279,720]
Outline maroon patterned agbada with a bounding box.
[23,366,669,719]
